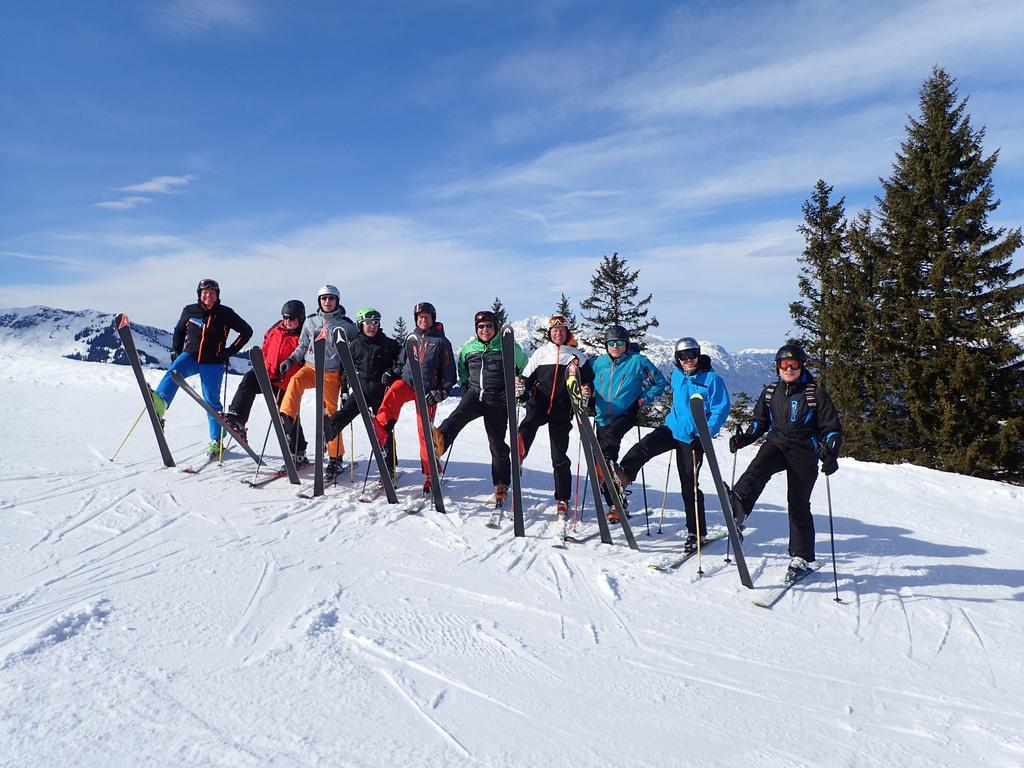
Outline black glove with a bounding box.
[381,370,394,387]
[278,358,295,377]
[821,454,839,476]
[729,431,756,453]
[425,389,446,407]
[170,350,180,365]
[818,434,842,460]
[224,345,241,360]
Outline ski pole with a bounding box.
[572,436,583,530]
[359,455,372,493]
[440,433,457,484]
[657,452,671,534]
[110,407,146,462]
[249,420,274,484]
[726,449,737,563]
[350,421,355,482]
[637,424,650,535]
[693,446,703,577]
[219,364,228,463]
[826,474,841,602]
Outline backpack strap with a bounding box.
[763,381,778,405]
[805,381,817,409]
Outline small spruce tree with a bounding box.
[392,315,409,340]
[579,252,658,350]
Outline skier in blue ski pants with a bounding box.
[155,353,226,442]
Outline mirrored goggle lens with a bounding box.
[676,350,698,360]
[779,359,802,371]
[607,340,626,347]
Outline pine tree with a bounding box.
[535,293,578,349]
[490,297,508,329]
[790,180,848,372]
[392,315,408,340]
[870,67,1024,479]
[726,391,756,435]
[579,252,659,350]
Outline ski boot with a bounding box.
[148,386,167,426]
[222,411,247,443]
[206,439,222,458]
[785,556,810,583]
[325,457,343,483]
[494,484,508,506]
[422,478,432,495]
[431,427,446,458]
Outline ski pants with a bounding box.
[733,441,818,561]
[279,364,345,459]
[326,386,395,469]
[156,352,226,442]
[373,380,436,475]
[620,426,706,537]
[229,372,306,453]
[595,405,639,464]
[438,393,511,486]
[519,403,573,502]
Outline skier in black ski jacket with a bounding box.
[515,315,591,519]
[326,307,401,470]
[152,279,253,457]
[435,310,528,505]
[728,343,842,582]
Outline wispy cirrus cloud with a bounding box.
[94,196,153,211]
[117,175,197,194]
[156,0,258,34]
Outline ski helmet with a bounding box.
[317,284,340,302]
[775,343,807,372]
[475,310,497,329]
[674,337,700,368]
[604,324,629,345]
[197,278,220,299]
[413,301,436,320]
[281,299,306,319]
[356,307,382,326]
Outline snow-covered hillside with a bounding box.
[512,314,776,397]
[0,306,248,373]
[1,351,1022,767]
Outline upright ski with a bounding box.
[752,561,824,608]
[573,416,614,546]
[405,334,445,514]
[248,346,300,484]
[114,314,175,467]
[499,325,525,537]
[169,371,263,466]
[689,393,753,589]
[335,330,398,504]
[566,365,637,551]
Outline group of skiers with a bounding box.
[149,279,843,582]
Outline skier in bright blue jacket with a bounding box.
[613,337,730,552]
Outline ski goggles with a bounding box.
[606,340,626,348]
[779,359,802,371]
[548,316,568,329]
[359,311,382,323]
[675,349,699,361]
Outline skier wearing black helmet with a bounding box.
[728,343,843,582]
[152,279,253,457]
[579,324,667,518]
[433,310,528,505]
[611,336,729,550]
[223,299,308,459]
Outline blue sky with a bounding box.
[2,0,1022,350]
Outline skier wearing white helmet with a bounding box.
[278,284,358,481]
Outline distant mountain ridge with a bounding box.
[0,306,248,373]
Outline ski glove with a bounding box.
[514,378,526,398]
[425,389,446,407]
[820,453,839,476]
[170,350,181,365]
[381,370,394,387]
[729,431,756,453]
[278,358,295,377]
[818,434,842,460]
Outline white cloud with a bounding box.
[94,197,153,211]
[118,175,197,194]
[157,0,257,34]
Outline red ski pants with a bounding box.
[373,380,436,474]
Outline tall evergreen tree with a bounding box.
[490,297,508,329]
[535,293,578,349]
[790,180,848,373]
[392,315,408,340]
[872,67,1024,479]
[579,252,659,350]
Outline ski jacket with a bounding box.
[350,331,401,403]
[521,341,589,415]
[664,355,730,443]
[171,301,252,365]
[288,306,358,373]
[745,370,842,456]
[261,320,302,392]
[457,334,528,406]
[583,345,667,426]
[398,324,456,394]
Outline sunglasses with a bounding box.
[779,359,802,371]
[676,350,698,361]
[607,340,625,348]
[363,320,380,326]
[283,315,301,322]
[476,322,495,330]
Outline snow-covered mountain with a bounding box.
[0,305,249,373]
[511,314,776,397]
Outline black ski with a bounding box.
[566,365,637,550]
[500,325,526,537]
[688,393,753,589]
[405,334,445,513]
[648,530,729,572]
[114,314,175,467]
[310,327,328,497]
[752,561,824,608]
[572,416,614,546]
[248,347,300,484]
[335,330,398,504]
[182,455,217,475]
[169,371,263,466]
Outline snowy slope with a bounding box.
[2,350,1022,767]
[0,305,249,373]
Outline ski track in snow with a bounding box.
[2,353,1023,766]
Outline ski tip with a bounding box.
[689,392,704,402]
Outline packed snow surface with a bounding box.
[1,352,1022,767]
